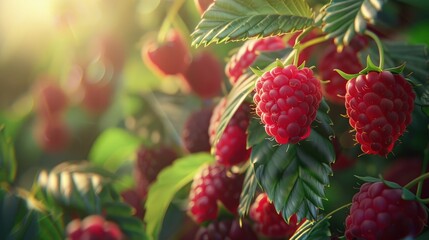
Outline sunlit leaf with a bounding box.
[290,217,331,240]
[238,164,259,217]
[192,0,314,47]
[144,153,214,239]
[89,128,141,172]
[322,0,387,46]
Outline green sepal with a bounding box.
[250,67,265,77]
[276,59,285,68]
[334,69,359,80]
[359,56,382,74]
[384,62,406,74]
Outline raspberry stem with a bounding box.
[364,30,384,69]
[417,146,429,198]
[404,172,429,192]
[309,202,352,235]
[158,0,187,43]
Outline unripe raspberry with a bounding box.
[208,98,251,166]
[182,106,213,153]
[254,65,322,144]
[345,182,427,240]
[226,37,285,84]
[195,219,258,240]
[250,193,304,238]
[318,43,362,104]
[188,164,244,223]
[345,71,415,155]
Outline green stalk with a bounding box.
[309,202,352,234]
[299,35,330,52]
[364,30,384,69]
[404,172,429,190]
[157,0,187,43]
[417,147,429,198]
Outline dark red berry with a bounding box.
[182,106,213,153]
[134,146,178,196]
[121,189,145,219]
[81,78,114,115]
[226,36,285,84]
[253,65,322,144]
[318,43,362,104]
[188,164,244,223]
[195,219,258,240]
[142,29,191,76]
[345,182,427,240]
[345,71,415,155]
[250,193,304,238]
[209,98,251,166]
[66,219,83,240]
[181,51,222,99]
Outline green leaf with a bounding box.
[213,73,257,146]
[103,202,148,240]
[322,0,387,46]
[144,153,214,239]
[290,217,331,240]
[251,109,335,222]
[238,164,259,218]
[192,0,314,47]
[89,128,141,172]
[360,41,429,106]
[247,117,269,148]
[0,125,17,183]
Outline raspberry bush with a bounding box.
[1,0,429,240]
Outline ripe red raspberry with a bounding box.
[81,77,114,115]
[181,51,222,99]
[66,215,123,240]
[182,106,213,153]
[33,79,68,117]
[318,43,362,104]
[208,98,251,166]
[34,116,69,152]
[134,146,178,196]
[195,219,258,240]
[250,193,304,238]
[254,65,322,144]
[225,36,285,84]
[345,182,428,240]
[345,71,415,155]
[194,0,214,15]
[188,164,244,223]
[142,29,191,76]
[384,157,429,198]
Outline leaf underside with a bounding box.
[192,0,314,47]
[238,163,259,217]
[322,0,386,46]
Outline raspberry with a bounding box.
[345,182,427,240]
[225,36,285,84]
[188,164,244,223]
[194,0,214,15]
[208,98,251,166]
[33,116,69,152]
[253,65,322,144]
[195,219,258,240]
[384,157,429,198]
[33,79,68,117]
[318,43,362,104]
[142,29,191,76]
[345,71,415,155]
[121,189,145,219]
[81,77,114,115]
[250,193,304,238]
[182,106,213,153]
[66,215,123,240]
[181,51,222,99]
[134,146,178,196]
